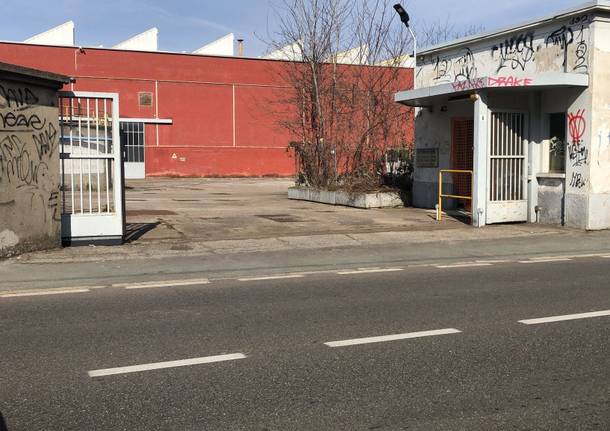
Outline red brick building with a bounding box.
[0,41,413,178]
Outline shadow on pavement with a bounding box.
[0,412,9,431]
[124,222,160,243]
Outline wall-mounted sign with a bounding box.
[138,92,153,107]
[416,148,439,168]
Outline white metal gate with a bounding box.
[487,112,528,224]
[59,92,124,244]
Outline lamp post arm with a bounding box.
[407,26,417,90]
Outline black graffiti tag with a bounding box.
[453,48,477,81]
[491,32,536,72]
[546,26,574,50]
[574,26,588,72]
[569,172,587,189]
[32,122,58,159]
[0,85,39,109]
[433,56,451,81]
[568,143,589,167]
[0,134,49,187]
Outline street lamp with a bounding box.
[393,3,417,89]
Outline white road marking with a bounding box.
[518,258,572,264]
[337,268,403,275]
[0,288,91,298]
[88,353,247,377]
[436,263,492,269]
[113,278,210,289]
[601,256,610,259]
[238,274,304,282]
[519,310,610,325]
[324,328,461,348]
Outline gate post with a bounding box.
[472,93,488,228]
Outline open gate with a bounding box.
[58,91,124,244]
[487,111,528,224]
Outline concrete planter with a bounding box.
[288,186,405,209]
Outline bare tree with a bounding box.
[415,16,484,48]
[267,0,413,190]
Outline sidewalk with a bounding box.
[1,226,609,294]
[14,222,567,264]
[3,177,609,293]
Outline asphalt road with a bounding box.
[1,258,609,430]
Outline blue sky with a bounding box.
[1,0,590,56]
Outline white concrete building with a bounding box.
[24,21,75,46]
[193,33,235,56]
[396,1,610,230]
[112,28,158,51]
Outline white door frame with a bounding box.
[486,110,529,224]
[59,91,124,244]
[121,120,146,179]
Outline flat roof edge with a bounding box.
[0,61,71,85]
[0,40,413,70]
[419,1,610,56]
[395,73,589,106]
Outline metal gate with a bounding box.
[487,111,528,224]
[58,91,124,244]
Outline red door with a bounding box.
[451,118,474,210]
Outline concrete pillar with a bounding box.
[472,93,489,227]
[527,93,542,223]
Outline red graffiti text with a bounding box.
[488,76,533,87]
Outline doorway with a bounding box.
[121,121,146,179]
[451,118,474,211]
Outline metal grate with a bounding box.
[490,112,526,202]
[59,95,115,215]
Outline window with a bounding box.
[120,122,145,163]
[549,113,566,173]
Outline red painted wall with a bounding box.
[0,42,413,177]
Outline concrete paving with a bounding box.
[12,178,567,264]
[123,177,463,242]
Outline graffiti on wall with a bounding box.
[573,25,589,72]
[0,84,60,222]
[567,109,588,189]
[545,15,590,70]
[491,31,536,72]
[419,15,591,88]
[433,48,478,83]
[545,26,574,51]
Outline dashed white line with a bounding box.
[436,263,492,269]
[519,309,610,325]
[238,274,304,282]
[113,278,210,289]
[324,328,461,348]
[519,258,572,264]
[0,288,91,298]
[337,268,404,275]
[88,353,247,377]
